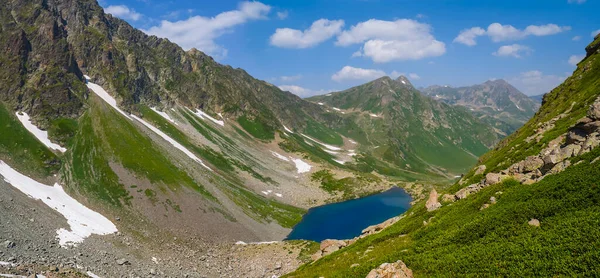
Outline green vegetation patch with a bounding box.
[237,115,275,141]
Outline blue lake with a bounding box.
[286,187,412,242]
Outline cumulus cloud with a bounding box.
[568,0,586,3]
[336,19,445,63]
[331,66,387,82]
[492,44,532,58]
[572,35,581,41]
[454,23,571,45]
[104,5,142,21]
[278,85,334,97]
[593,29,600,37]
[277,11,288,20]
[453,27,486,46]
[508,70,568,96]
[144,1,271,58]
[568,54,584,66]
[269,19,344,48]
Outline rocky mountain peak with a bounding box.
[395,75,413,88]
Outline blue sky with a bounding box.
[99,0,599,97]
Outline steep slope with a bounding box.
[421,79,540,136]
[308,76,499,176]
[286,35,600,278]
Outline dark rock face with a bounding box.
[0,0,337,131]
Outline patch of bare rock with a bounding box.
[366,260,413,278]
[448,96,600,202]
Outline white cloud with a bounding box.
[592,29,600,37]
[568,54,585,66]
[568,0,586,3]
[144,1,271,58]
[572,35,581,41]
[351,50,363,57]
[335,19,446,63]
[269,19,344,48]
[508,70,568,95]
[453,27,486,46]
[416,14,426,19]
[493,44,532,58]
[104,5,142,21]
[454,23,570,45]
[331,66,387,82]
[278,85,334,97]
[277,11,288,20]
[408,73,421,80]
[280,74,302,82]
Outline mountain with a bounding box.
[307,76,499,175]
[529,93,545,103]
[287,35,600,277]
[421,79,540,136]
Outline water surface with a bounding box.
[286,187,411,242]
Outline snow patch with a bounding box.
[401,80,406,85]
[326,94,332,96]
[192,109,224,126]
[389,89,394,93]
[283,125,294,134]
[235,241,248,245]
[301,134,342,151]
[150,107,177,125]
[333,159,346,165]
[261,191,269,195]
[0,161,117,247]
[15,112,66,153]
[86,272,101,278]
[369,113,379,118]
[332,107,341,111]
[130,115,212,171]
[323,149,339,155]
[0,262,15,267]
[275,193,283,198]
[271,151,290,161]
[349,139,357,145]
[291,158,311,173]
[318,102,324,106]
[83,75,91,80]
[86,82,130,118]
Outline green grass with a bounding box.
[303,120,343,146]
[289,147,600,277]
[237,115,275,140]
[48,118,78,146]
[64,97,214,206]
[0,104,60,178]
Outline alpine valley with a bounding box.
[0,0,598,277]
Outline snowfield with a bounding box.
[301,134,342,151]
[0,161,117,247]
[271,151,290,161]
[85,80,130,118]
[291,158,311,173]
[151,107,178,125]
[15,112,67,153]
[283,125,294,134]
[192,109,225,126]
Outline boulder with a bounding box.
[116,258,129,265]
[366,260,413,278]
[549,160,571,174]
[474,165,486,175]
[528,218,540,227]
[320,239,347,256]
[489,196,497,204]
[579,133,599,155]
[2,240,15,248]
[587,98,600,120]
[582,121,600,133]
[560,144,582,160]
[521,156,544,173]
[311,250,322,261]
[485,173,508,185]
[566,129,587,144]
[425,189,442,212]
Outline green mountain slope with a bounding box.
[286,35,600,278]
[307,76,499,176]
[421,79,540,136]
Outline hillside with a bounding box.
[421,79,540,136]
[286,35,600,277]
[307,76,499,176]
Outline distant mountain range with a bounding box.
[421,79,541,136]
[307,76,499,175]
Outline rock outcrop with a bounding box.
[366,260,413,278]
[425,189,442,211]
[453,95,600,201]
